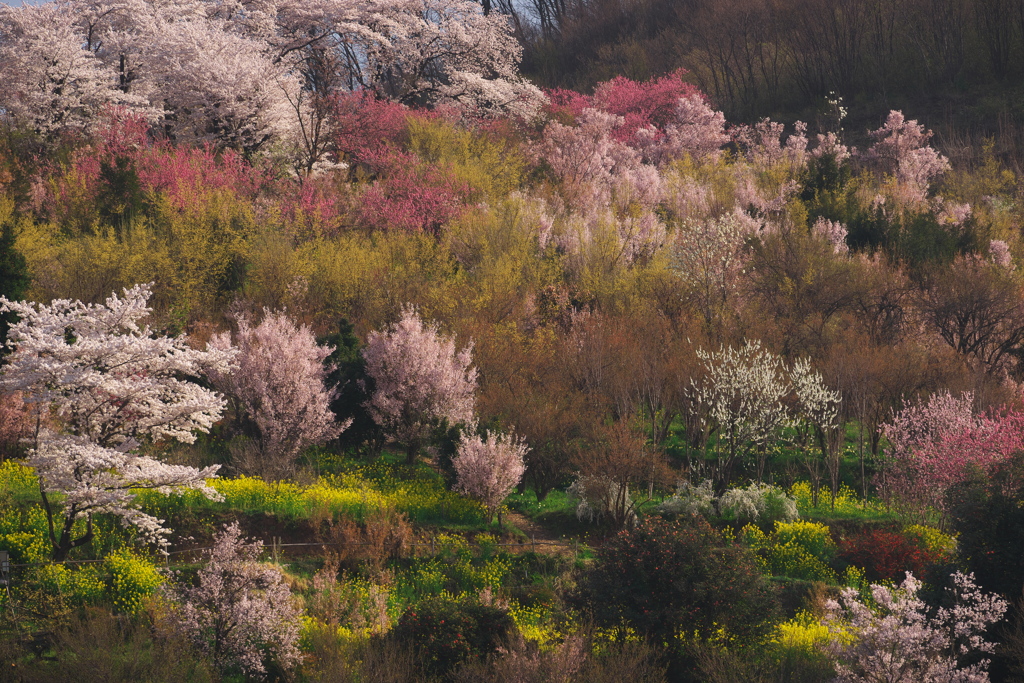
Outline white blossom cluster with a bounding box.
[0,0,542,158]
[0,284,234,556]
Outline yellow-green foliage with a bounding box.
[903,524,957,559]
[136,471,485,525]
[104,548,163,614]
[406,117,526,202]
[772,610,834,652]
[299,231,461,331]
[789,482,888,518]
[742,521,838,583]
[32,562,106,605]
[393,534,511,608]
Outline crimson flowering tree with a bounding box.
[167,523,302,678]
[823,572,1007,683]
[208,310,348,480]
[0,285,233,560]
[452,430,528,524]
[881,391,1024,515]
[362,306,477,463]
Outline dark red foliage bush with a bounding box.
[838,528,939,582]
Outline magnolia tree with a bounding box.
[0,285,233,560]
[166,523,302,678]
[823,572,1007,683]
[453,430,527,524]
[208,310,348,480]
[362,307,477,463]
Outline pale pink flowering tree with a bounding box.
[453,430,528,524]
[362,307,477,463]
[989,239,1013,269]
[633,94,730,166]
[167,522,302,678]
[0,285,233,560]
[208,310,348,480]
[734,118,808,170]
[671,211,756,331]
[823,572,1007,683]
[864,111,950,205]
[812,216,850,254]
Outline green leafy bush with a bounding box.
[390,594,515,678]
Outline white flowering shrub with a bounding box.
[657,479,717,517]
[718,482,798,524]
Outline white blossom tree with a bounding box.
[824,572,1007,683]
[791,356,843,507]
[0,284,234,560]
[167,522,302,678]
[453,430,527,524]
[362,306,477,463]
[0,0,542,160]
[208,310,349,480]
[692,340,792,489]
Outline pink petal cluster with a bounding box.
[453,431,528,523]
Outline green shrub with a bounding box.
[390,594,515,678]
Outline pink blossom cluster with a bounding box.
[824,571,1006,682]
[453,430,528,523]
[208,310,348,479]
[882,391,1024,512]
[167,523,302,677]
[864,110,950,205]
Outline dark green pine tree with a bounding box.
[0,221,30,357]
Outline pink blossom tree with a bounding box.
[0,285,233,560]
[882,391,1024,515]
[362,306,477,463]
[823,571,1007,683]
[864,111,950,205]
[453,430,528,524]
[167,522,302,678]
[208,310,348,480]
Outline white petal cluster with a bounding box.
[0,284,234,553]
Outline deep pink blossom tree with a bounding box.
[208,310,348,480]
[167,523,302,678]
[881,391,1024,514]
[453,430,528,524]
[362,306,477,463]
[823,571,1007,683]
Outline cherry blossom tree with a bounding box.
[362,306,477,463]
[0,284,233,560]
[864,111,950,205]
[823,572,1007,683]
[671,211,757,333]
[0,3,147,136]
[453,430,527,524]
[167,522,302,678]
[208,310,348,480]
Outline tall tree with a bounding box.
[0,284,233,560]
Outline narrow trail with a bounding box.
[501,511,579,558]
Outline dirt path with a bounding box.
[501,511,579,557]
